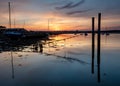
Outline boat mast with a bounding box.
[48,19,49,31]
[14,19,16,28]
[23,20,25,28]
[8,2,11,28]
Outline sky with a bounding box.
[0,0,120,31]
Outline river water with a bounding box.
[0,34,120,86]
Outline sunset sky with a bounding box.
[0,0,120,31]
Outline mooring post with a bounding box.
[92,17,95,74]
[97,13,101,83]
[97,13,101,65]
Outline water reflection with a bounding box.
[0,34,120,86]
[11,51,14,79]
[0,38,46,79]
[32,43,43,53]
[44,52,89,64]
[0,38,45,52]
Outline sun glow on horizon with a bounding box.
[1,10,120,31]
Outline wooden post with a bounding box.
[92,17,95,74]
[97,13,101,83]
[97,13,101,65]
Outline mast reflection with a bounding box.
[11,49,14,79]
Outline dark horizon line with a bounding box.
[1,27,120,33]
[35,29,120,32]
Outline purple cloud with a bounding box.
[55,2,73,10]
[55,0,85,10]
[68,0,85,8]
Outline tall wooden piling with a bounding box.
[97,13,101,65]
[97,13,101,83]
[92,17,95,74]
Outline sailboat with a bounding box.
[3,2,28,38]
[3,2,48,39]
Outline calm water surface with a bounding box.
[0,34,120,86]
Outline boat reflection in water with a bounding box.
[0,34,120,86]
